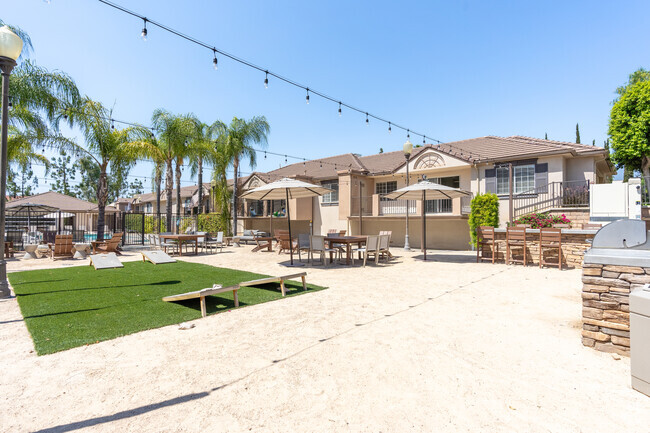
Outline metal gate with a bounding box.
[121,212,145,246]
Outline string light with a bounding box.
[365,113,369,125]
[111,119,115,129]
[338,102,342,117]
[141,18,148,41]
[212,48,218,70]
[264,71,268,89]
[388,122,392,134]
[306,88,310,104]
[264,151,267,159]
[422,136,425,145]
[285,155,288,164]
[407,129,410,138]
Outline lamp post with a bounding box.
[0,26,23,298]
[403,139,413,251]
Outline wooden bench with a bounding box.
[238,272,307,296]
[162,285,240,318]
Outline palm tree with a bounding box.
[213,116,270,234]
[144,109,196,230]
[187,121,222,214]
[211,140,233,234]
[65,98,147,240]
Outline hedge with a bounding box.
[468,193,499,247]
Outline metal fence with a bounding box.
[643,177,650,206]
[513,180,590,218]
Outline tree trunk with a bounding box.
[643,155,650,179]
[155,165,162,233]
[197,158,203,214]
[232,158,239,236]
[96,165,109,241]
[175,159,182,221]
[165,159,173,233]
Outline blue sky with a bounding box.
[5,0,646,192]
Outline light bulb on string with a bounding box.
[264,71,268,89]
[264,151,267,159]
[285,155,288,164]
[388,122,392,134]
[338,102,342,117]
[212,49,218,70]
[141,18,148,41]
[365,113,369,125]
[306,88,310,104]
[407,129,410,139]
[111,119,115,130]
[422,136,426,145]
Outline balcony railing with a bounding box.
[380,199,416,215]
[513,180,590,218]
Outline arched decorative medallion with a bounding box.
[414,153,444,169]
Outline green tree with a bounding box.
[211,140,234,235]
[64,98,146,240]
[545,133,548,140]
[129,179,144,196]
[188,121,222,214]
[49,149,77,196]
[615,68,650,101]
[7,163,39,198]
[575,123,581,144]
[608,80,650,178]
[213,116,270,234]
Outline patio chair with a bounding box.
[476,226,499,264]
[506,226,527,266]
[193,232,207,254]
[49,234,74,260]
[351,235,380,267]
[379,231,393,259]
[377,234,391,263]
[309,235,339,266]
[205,231,224,253]
[92,232,123,255]
[297,233,311,262]
[539,227,562,270]
[277,232,297,255]
[4,241,14,258]
[157,233,178,255]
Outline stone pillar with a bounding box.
[581,264,650,356]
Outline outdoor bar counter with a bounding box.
[488,228,598,268]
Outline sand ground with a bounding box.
[1,245,648,432]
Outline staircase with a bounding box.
[513,180,590,218]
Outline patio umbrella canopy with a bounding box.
[385,180,470,260]
[6,203,60,231]
[241,178,330,266]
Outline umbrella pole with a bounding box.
[422,190,426,261]
[286,189,294,266]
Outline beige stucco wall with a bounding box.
[565,157,596,183]
[349,216,471,250]
[312,201,346,235]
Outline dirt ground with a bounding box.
[1,245,648,432]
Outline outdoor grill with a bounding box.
[583,219,650,266]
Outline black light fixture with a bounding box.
[264,151,267,159]
[306,88,310,104]
[365,113,369,125]
[141,18,148,41]
[407,129,410,138]
[264,71,268,88]
[388,122,392,134]
[212,48,218,70]
[338,102,342,116]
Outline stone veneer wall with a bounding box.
[486,232,594,268]
[581,264,650,356]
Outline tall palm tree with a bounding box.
[211,140,233,234]
[144,109,196,231]
[65,98,146,240]
[188,121,222,214]
[213,116,269,234]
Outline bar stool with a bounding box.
[539,227,562,269]
[506,226,527,266]
[476,226,499,264]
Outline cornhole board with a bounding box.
[238,272,307,296]
[141,250,176,264]
[89,253,124,270]
[162,284,240,318]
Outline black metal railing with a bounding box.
[513,180,590,218]
[642,177,650,206]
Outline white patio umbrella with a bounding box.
[6,203,59,231]
[385,180,470,260]
[241,178,330,266]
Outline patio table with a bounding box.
[72,243,91,259]
[23,244,38,260]
[159,234,200,256]
[35,244,51,258]
[325,235,366,265]
[225,236,241,247]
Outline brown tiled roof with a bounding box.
[7,191,119,213]
[431,136,608,163]
[358,146,430,175]
[264,153,367,181]
[134,183,211,203]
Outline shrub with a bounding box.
[511,212,571,229]
[468,193,499,247]
[197,213,226,233]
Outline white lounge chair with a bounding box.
[352,235,380,267]
[309,235,339,266]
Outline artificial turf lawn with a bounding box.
[9,261,325,355]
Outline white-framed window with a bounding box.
[496,164,535,195]
[376,181,397,200]
[145,203,153,213]
[321,180,339,204]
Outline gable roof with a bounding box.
[7,191,119,213]
[133,183,211,203]
[263,153,367,181]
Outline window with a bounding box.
[376,181,398,201]
[495,164,535,195]
[321,180,339,204]
[145,203,152,213]
[425,176,458,213]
